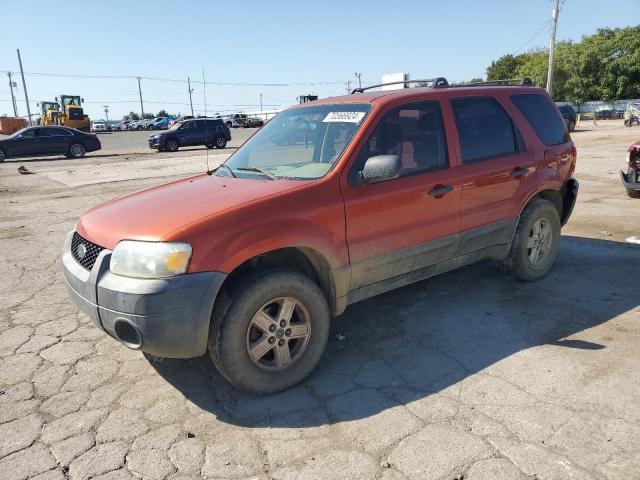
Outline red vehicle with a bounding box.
[168,115,194,129]
[620,140,640,198]
[63,77,578,393]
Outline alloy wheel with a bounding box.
[527,218,553,265]
[0,149,5,162]
[245,297,311,371]
[215,136,226,148]
[70,144,85,158]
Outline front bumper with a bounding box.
[620,169,640,191]
[148,138,161,149]
[62,232,226,358]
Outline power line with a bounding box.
[0,70,347,87]
[513,21,551,55]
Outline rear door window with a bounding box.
[451,97,519,164]
[511,94,569,146]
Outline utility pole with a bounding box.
[355,72,362,89]
[546,0,560,98]
[345,80,352,94]
[16,49,32,126]
[7,72,18,116]
[137,76,145,118]
[103,105,109,123]
[187,77,194,117]
[259,93,263,111]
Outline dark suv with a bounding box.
[149,118,231,152]
[556,103,577,131]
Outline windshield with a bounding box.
[220,103,371,180]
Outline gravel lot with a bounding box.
[0,120,639,480]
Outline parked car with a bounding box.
[222,113,248,128]
[91,121,107,133]
[110,122,122,132]
[168,115,194,129]
[620,140,640,198]
[62,78,577,394]
[555,103,576,132]
[120,121,131,131]
[245,116,265,128]
[0,126,101,161]
[595,109,614,120]
[131,120,147,131]
[146,117,172,130]
[148,118,231,151]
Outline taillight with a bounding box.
[570,145,577,176]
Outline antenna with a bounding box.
[202,68,210,174]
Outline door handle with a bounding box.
[427,184,453,198]
[510,166,530,178]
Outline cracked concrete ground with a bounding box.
[1,121,639,480]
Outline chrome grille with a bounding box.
[71,232,104,270]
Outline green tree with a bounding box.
[485,26,640,102]
[123,112,140,121]
[156,109,170,117]
[143,113,155,119]
[487,54,522,81]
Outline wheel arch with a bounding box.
[215,246,343,317]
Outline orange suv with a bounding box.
[63,77,578,394]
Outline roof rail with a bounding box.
[351,77,449,94]
[452,77,534,87]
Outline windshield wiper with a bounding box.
[235,167,275,180]
[210,163,237,178]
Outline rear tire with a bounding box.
[567,120,576,132]
[506,198,561,282]
[68,143,86,158]
[208,269,330,394]
[214,135,227,149]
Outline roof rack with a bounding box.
[451,77,533,87]
[351,77,450,94]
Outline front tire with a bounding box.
[506,198,561,282]
[209,269,330,394]
[0,148,5,162]
[68,143,86,158]
[164,138,179,152]
[567,120,576,132]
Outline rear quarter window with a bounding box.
[511,94,569,146]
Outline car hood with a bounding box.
[76,173,312,249]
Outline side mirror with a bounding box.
[360,155,401,184]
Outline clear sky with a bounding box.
[1,0,638,120]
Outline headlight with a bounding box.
[626,151,631,164]
[110,241,192,279]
